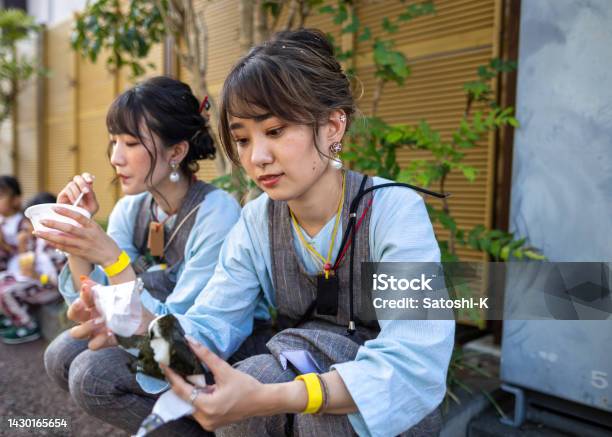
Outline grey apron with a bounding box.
[268,170,378,355]
[131,180,217,301]
[265,170,442,436]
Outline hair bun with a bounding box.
[108,76,217,179]
[189,126,216,161]
[272,28,335,57]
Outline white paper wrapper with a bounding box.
[92,279,143,337]
[133,375,207,437]
[133,390,194,437]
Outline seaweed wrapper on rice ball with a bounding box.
[136,314,203,380]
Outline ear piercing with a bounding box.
[339,114,347,123]
[169,161,180,183]
[330,142,343,169]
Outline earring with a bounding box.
[169,161,180,183]
[330,141,343,169]
[339,114,346,123]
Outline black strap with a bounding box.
[286,178,449,333]
[345,175,369,334]
[346,182,448,334]
[335,174,369,268]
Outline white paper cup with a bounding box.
[24,203,91,234]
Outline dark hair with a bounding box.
[106,76,215,184]
[0,175,21,197]
[24,192,56,209]
[218,28,355,165]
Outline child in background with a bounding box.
[0,192,66,344]
[0,176,26,273]
[0,176,27,333]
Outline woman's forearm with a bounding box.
[259,370,357,417]
[96,243,138,286]
[107,264,137,285]
[318,371,358,414]
[260,380,308,416]
[68,255,94,291]
[68,253,136,289]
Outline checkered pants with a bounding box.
[216,325,443,437]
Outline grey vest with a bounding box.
[267,172,443,435]
[267,170,379,366]
[132,181,217,301]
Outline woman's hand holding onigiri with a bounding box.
[162,337,308,431]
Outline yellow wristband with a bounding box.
[295,373,324,414]
[103,250,131,277]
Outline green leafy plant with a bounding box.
[444,348,508,418]
[346,59,543,262]
[71,0,166,79]
[211,171,259,201]
[320,1,543,263]
[0,9,46,123]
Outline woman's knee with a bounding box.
[234,354,295,384]
[68,347,135,413]
[216,355,294,437]
[44,330,87,392]
[68,347,161,433]
[216,413,288,437]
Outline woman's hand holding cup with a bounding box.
[33,172,121,266]
[33,205,121,266]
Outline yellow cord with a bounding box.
[290,172,346,279]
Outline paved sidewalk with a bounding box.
[0,338,128,437]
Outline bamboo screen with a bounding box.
[14,0,502,257]
[183,0,501,260]
[44,21,77,198]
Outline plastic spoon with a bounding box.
[73,190,86,208]
[54,190,87,257]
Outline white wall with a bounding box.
[27,0,87,26]
[502,0,612,417]
[509,0,612,261]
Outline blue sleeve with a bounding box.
[58,264,106,304]
[332,181,455,437]
[175,194,274,359]
[57,194,145,304]
[139,189,242,316]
